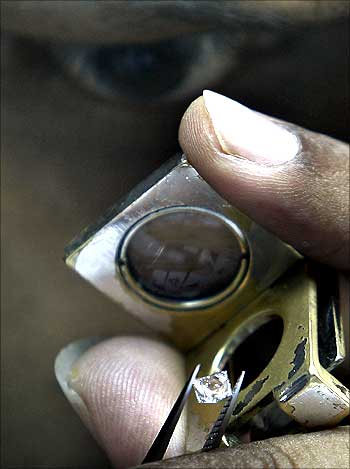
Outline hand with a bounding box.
[56,91,349,468]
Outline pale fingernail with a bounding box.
[203,90,300,164]
[54,336,105,437]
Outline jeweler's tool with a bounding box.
[203,371,245,452]
[65,154,349,446]
[142,363,201,464]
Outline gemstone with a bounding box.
[123,208,244,301]
[193,370,232,404]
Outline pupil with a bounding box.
[89,38,196,98]
[122,209,245,301]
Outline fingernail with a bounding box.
[203,90,300,164]
[55,336,105,436]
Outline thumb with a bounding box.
[179,91,349,270]
[55,336,186,469]
[137,427,350,468]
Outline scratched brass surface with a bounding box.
[185,265,349,451]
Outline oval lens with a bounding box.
[121,208,247,301]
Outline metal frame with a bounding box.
[65,155,301,350]
[117,205,249,310]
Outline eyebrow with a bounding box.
[2,0,347,44]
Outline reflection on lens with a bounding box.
[120,208,247,302]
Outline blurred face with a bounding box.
[1,1,348,467]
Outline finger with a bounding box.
[179,91,349,270]
[137,426,350,468]
[55,336,186,469]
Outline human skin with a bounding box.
[1,1,349,467]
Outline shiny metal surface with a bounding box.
[143,364,201,464]
[202,371,245,452]
[65,155,301,350]
[186,266,349,450]
[65,156,348,450]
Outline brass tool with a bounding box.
[65,155,349,451]
[186,265,349,449]
[65,155,300,351]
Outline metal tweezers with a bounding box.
[202,371,245,451]
[142,366,245,464]
[142,364,201,464]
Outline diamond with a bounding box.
[193,370,232,403]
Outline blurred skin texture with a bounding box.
[1,1,349,468]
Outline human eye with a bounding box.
[50,33,235,104]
